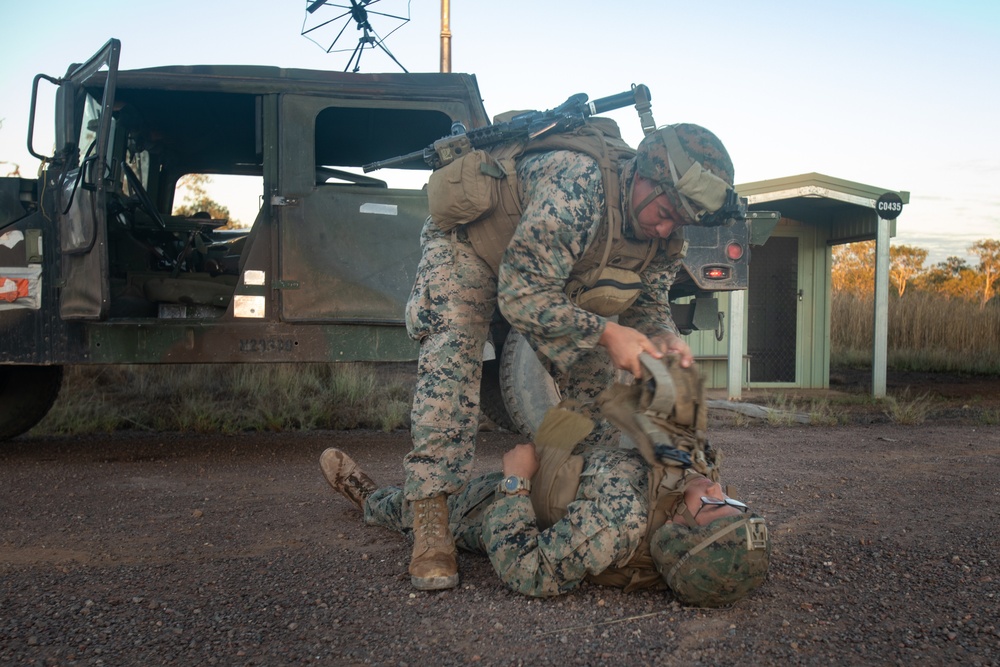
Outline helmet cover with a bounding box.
[635,124,736,226]
[650,513,770,607]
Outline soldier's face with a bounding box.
[630,176,684,240]
[674,476,744,527]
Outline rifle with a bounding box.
[362,84,653,173]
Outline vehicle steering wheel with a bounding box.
[121,161,166,229]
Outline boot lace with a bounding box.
[343,474,373,502]
[416,498,447,541]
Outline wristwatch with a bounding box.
[498,475,532,495]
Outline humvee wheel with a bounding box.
[0,366,64,441]
[498,332,561,440]
[480,358,516,432]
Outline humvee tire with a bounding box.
[0,366,64,441]
[480,358,516,432]
[498,332,561,440]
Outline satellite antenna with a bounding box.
[302,0,411,73]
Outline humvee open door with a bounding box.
[44,39,121,320]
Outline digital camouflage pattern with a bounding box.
[481,446,649,597]
[403,150,683,500]
[651,514,771,608]
[635,124,735,225]
[367,444,768,604]
[403,219,497,501]
[499,151,683,374]
[367,446,650,597]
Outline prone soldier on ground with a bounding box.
[322,357,770,606]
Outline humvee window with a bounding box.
[314,105,449,190]
[77,94,102,167]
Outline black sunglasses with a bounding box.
[694,496,748,518]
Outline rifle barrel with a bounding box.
[362,148,425,173]
[590,85,650,115]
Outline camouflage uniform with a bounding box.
[368,445,649,597]
[403,151,682,502]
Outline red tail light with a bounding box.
[703,266,731,280]
[727,243,744,261]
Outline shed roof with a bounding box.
[735,172,910,244]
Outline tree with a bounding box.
[969,239,1000,309]
[173,174,239,228]
[888,245,928,297]
[917,256,967,293]
[832,241,875,294]
[918,256,981,302]
[941,268,982,303]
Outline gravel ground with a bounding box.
[2,420,999,666]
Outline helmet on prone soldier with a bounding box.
[650,513,771,607]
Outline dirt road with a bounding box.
[2,422,999,666]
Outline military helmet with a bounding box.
[634,124,741,227]
[650,513,771,607]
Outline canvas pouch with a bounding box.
[564,266,644,317]
[426,149,506,231]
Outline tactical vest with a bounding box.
[426,118,683,317]
[529,356,719,592]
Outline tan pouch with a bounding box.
[565,266,643,317]
[426,149,506,231]
[529,401,594,529]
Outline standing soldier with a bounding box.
[402,121,741,590]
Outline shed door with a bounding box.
[748,236,798,383]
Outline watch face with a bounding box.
[504,476,519,492]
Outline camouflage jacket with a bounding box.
[496,151,683,374]
[481,446,650,597]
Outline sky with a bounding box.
[1,0,997,266]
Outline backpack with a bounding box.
[426,117,637,275]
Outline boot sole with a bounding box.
[410,573,460,590]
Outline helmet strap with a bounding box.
[629,174,664,226]
[673,503,700,529]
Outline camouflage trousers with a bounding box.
[364,472,503,554]
[403,218,617,501]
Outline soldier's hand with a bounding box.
[649,331,694,368]
[598,321,663,378]
[502,443,540,479]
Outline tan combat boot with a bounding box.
[409,494,459,590]
[320,448,378,512]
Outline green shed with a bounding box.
[686,173,910,399]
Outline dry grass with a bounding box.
[32,363,415,436]
[831,291,1000,373]
[30,289,1000,437]
[882,390,934,425]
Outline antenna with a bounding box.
[302,0,412,73]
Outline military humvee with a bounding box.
[0,39,774,441]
